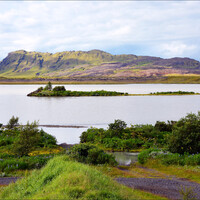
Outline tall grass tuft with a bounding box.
[0,155,159,199]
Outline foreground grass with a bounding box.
[96,160,200,184]
[0,155,165,200]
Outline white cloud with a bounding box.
[160,41,197,58]
[0,1,199,60]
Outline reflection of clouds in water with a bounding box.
[1,84,200,129]
[110,152,139,166]
[42,127,87,144]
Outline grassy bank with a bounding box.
[0,155,165,200]
[1,75,200,84]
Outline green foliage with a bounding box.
[6,116,19,129]
[0,155,155,200]
[168,112,200,154]
[38,129,57,148]
[44,81,52,91]
[28,86,127,97]
[138,148,161,164]
[80,120,170,151]
[108,120,127,138]
[68,143,117,165]
[12,121,56,156]
[0,155,53,172]
[53,86,66,92]
[13,121,40,156]
[150,91,196,95]
[179,186,198,200]
[138,149,200,166]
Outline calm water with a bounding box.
[110,152,139,166]
[1,84,200,144]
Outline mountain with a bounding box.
[0,49,200,83]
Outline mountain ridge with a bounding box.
[0,49,200,83]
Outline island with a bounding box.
[27,82,128,97]
[27,82,200,97]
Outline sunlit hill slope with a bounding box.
[0,49,200,83]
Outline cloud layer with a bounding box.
[0,1,199,60]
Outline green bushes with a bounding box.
[53,86,66,92]
[68,143,117,165]
[150,91,196,95]
[13,121,41,156]
[0,155,54,172]
[6,116,19,129]
[138,148,161,164]
[168,112,200,154]
[28,84,127,97]
[80,120,170,151]
[138,149,200,166]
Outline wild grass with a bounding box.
[141,159,200,184]
[0,155,165,199]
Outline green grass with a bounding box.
[0,155,165,199]
[149,91,197,95]
[140,159,200,184]
[28,89,128,97]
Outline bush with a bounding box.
[38,129,57,147]
[53,86,66,92]
[13,121,41,156]
[108,120,127,138]
[168,112,200,154]
[6,116,19,129]
[68,143,117,165]
[138,148,161,164]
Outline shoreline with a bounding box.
[2,125,87,128]
[0,77,200,84]
[38,125,87,128]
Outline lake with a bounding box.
[1,84,200,144]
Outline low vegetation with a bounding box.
[0,117,64,175]
[0,155,164,200]
[81,112,200,155]
[80,119,173,151]
[150,91,197,95]
[27,82,128,97]
[67,143,117,165]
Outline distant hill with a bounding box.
[0,49,200,83]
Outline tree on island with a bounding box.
[44,81,52,91]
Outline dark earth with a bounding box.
[116,177,200,200]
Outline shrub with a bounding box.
[53,86,66,92]
[168,112,200,154]
[13,121,41,156]
[38,129,57,147]
[108,120,127,138]
[138,148,161,164]
[6,116,19,129]
[68,143,117,165]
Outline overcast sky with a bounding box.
[0,1,199,60]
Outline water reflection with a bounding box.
[109,152,139,166]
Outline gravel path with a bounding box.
[116,177,200,200]
[0,177,19,185]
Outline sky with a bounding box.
[0,1,200,61]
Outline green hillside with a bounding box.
[0,49,200,83]
[0,155,163,200]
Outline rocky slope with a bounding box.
[0,49,200,82]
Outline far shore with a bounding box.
[2,125,87,128]
[1,76,200,84]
